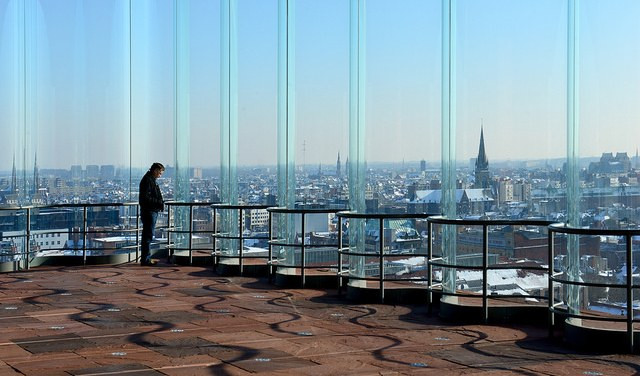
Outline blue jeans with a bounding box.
[141,210,158,264]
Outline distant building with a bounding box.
[513,180,531,203]
[86,165,100,179]
[498,178,513,204]
[100,165,115,180]
[409,188,494,215]
[70,165,83,180]
[589,152,631,174]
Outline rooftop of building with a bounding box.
[0,262,638,375]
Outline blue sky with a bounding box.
[1,0,639,171]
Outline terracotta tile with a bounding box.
[0,265,637,375]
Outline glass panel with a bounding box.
[348,0,441,287]
[40,0,131,203]
[578,0,640,230]
[441,0,566,299]
[220,0,278,263]
[294,0,348,206]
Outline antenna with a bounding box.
[302,140,306,173]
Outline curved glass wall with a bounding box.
[218,0,278,267]
[271,0,349,277]
[437,0,567,303]
[557,0,640,328]
[347,0,441,289]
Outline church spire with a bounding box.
[475,126,489,170]
[474,125,490,189]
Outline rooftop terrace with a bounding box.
[0,262,638,376]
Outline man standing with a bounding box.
[139,162,165,266]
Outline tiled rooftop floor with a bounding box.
[0,263,638,375]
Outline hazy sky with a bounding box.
[1,0,639,171]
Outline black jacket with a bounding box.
[139,171,164,212]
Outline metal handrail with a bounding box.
[268,206,346,287]
[212,204,271,275]
[336,211,432,302]
[548,223,640,353]
[427,216,556,322]
[0,202,141,269]
[165,201,217,265]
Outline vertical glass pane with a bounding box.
[444,0,566,299]
[38,0,131,204]
[348,0,441,286]
[455,0,566,219]
[575,0,640,318]
[294,0,348,206]
[131,0,173,257]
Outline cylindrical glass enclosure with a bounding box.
[439,0,567,302]
[561,0,640,326]
[346,0,441,290]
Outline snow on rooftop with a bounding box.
[435,268,548,291]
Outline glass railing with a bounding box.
[428,216,555,322]
[548,224,640,353]
[212,204,271,276]
[336,211,432,303]
[268,206,345,288]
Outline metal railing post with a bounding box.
[212,206,218,270]
[25,208,31,270]
[135,205,140,263]
[268,211,274,282]
[338,216,343,294]
[379,218,385,303]
[239,208,244,275]
[167,204,172,262]
[548,228,555,337]
[427,221,433,314]
[82,206,88,265]
[301,212,306,288]
[482,224,489,323]
[188,205,194,265]
[626,234,634,353]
